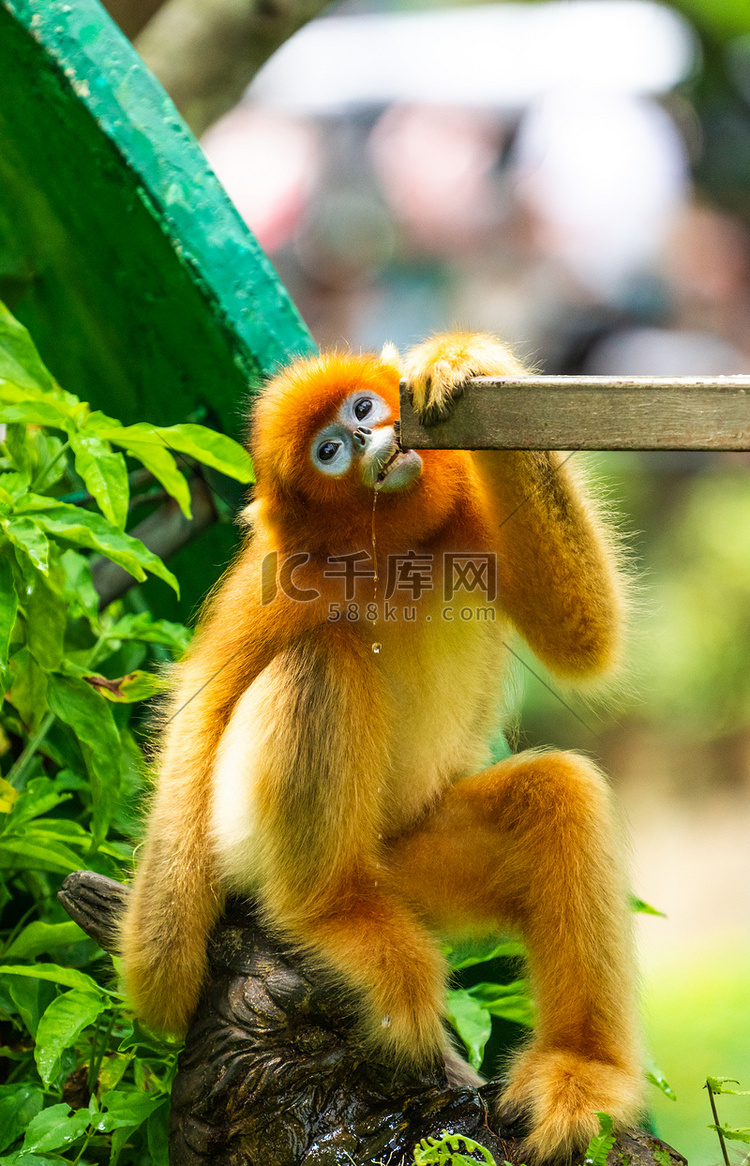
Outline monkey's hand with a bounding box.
[403,331,528,427]
[498,1047,643,1163]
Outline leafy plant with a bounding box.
[705,1076,750,1166]
[582,1112,616,1166]
[413,1130,498,1165]
[0,299,253,1162]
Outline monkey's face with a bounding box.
[310,390,422,494]
[251,352,468,548]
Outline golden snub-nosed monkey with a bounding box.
[120,332,643,1161]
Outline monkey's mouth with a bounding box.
[376,447,403,483]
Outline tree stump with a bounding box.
[59,871,686,1166]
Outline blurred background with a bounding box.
[104,0,750,1158]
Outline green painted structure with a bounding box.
[0,0,316,439]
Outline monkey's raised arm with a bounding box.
[473,449,626,680]
[403,333,626,682]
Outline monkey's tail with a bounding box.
[118,825,223,1037]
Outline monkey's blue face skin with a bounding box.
[309,391,423,493]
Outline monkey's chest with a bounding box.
[375,611,508,834]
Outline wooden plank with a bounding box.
[399,376,750,451]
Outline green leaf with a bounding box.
[30,820,90,847]
[148,423,254,482]
[47,676,121,846]
[6,777,72,828]
[0,304,60,398]
[466,980,534,1027]
[7,977,55,1039]
[0,964,107,995]
[3,424,34,478]
[629,895,666,918]
[0,475,29,507]
[117,1019,181,1057]
[6,650,48,733]
[23,574,66,673]
[646,1063,676,1101]
[98,1054,131,1094]
[69,428,129,529]
[445,988,492,1070]
[414,1131,497,1165]
[0,779,18,814]
[103,612,191,653]
[34,991,108,1086]
[0,392,70,429]
[86,420,192,518]
[5,921,86,961]
[706,1076,749,1095]
[583,1112,616,1166]
[22,1104,90,1154]
[23,505,178,593]
[0,558,17,669]
[443,937,526,970]
[0,1155,64,1165]
[709,1124,750,1144]
[59,550,99,619]
[0,837,83,875]
[110,1125,135,1166]
[3,518,49,575]
[91,1091,165,1134]
[83,670,168,703]
[0,1085,44,1154]
[147,1103,170,1166]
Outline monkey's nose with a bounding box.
[353,427,372,448]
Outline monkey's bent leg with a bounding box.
[283,875,449,1065]
[386,749,643,1160]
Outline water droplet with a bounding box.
[372,642,382,654]
[381,1015,391,1028]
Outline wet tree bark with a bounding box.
[59,871,685,1166]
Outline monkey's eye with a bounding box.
[337,392,389,428]
[318,440,341,463]
[311,427,352,477]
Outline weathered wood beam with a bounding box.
[399,376,750,451]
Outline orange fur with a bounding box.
[119,334,643,1160]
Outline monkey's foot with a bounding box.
[496,1048,643,1163]
[362,973,448,1070]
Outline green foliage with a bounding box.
[443,936,531,1069]
[706,1075,750,1162]
[413,1130,498,1165]
[628,897,666,919]
[582,1112,616,1166]
[706,1077,750,1096]
[0,300,251,1162]
[708,1124,750,1144]
[645,1062,677,1102]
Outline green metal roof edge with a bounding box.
[3,0,317,380]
